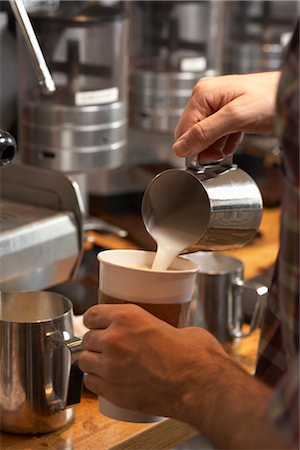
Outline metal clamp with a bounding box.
[185,154,234,172]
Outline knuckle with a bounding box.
[191,122,207,143]
[193,76,210,93]
[100,331,118,351]
[112,311,130,327]
[101,326,130,354]
[81,330,92,348]
[115,304,141,323]
[84,305,100,324]
[221,103,238,121]
[83,374,97,393]
[102,360,120,381]
[78,350,89,371]
[192,77,212,98]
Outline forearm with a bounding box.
[176,350,288,449]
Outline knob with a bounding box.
[0,129,17,167]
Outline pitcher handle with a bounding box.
[46,331,83,412]
[229,278,268,339]
[65,335,83,406]
[185,154,234,171]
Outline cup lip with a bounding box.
[0,291,73,324]
[97,249,200,273]
[183,251,243,274]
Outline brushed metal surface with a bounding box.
[0,200,79,291]
[0,164,84,290]
[0,291,82,434]
[130,69,217,133]
[20,101,128,172]
[142,164,263,251]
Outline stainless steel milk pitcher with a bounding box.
[0,291,83,434]
[142,156,263,251]
[185,252,268,343]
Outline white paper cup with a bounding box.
[97,249,199,423]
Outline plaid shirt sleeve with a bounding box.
[267,356,299,448]
[255,21,299,448]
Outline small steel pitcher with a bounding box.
[142,156,263,252]
[0,291,83,434]
[185,252,268,343]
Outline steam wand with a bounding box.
[9,0,56,95]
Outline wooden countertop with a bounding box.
[1,208,280,450]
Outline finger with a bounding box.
[82,329,105,351]
[79,349,104,377]
[208,135,227,152]
[174,92,209,140]
[174,102,199,141]
[197,148,225,164]
[172,106,236,157]
[196,132,244,163]
[84,372,105,396]
[195,136,229,163]
[83,304,118,329]
[223,131,244,155]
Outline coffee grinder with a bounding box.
[13,0,129,216]
[88,1,226,197]
[130,1,223,137]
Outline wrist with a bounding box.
[178,347,240,430]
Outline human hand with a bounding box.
[79,304,287,449]
[78,303,288,449]
[173,72,281,163]
[78,303,225,419]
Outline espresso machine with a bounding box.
[0,136,84,292]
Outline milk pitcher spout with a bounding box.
[142,155,263,252]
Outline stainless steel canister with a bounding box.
[0,291,83,434]
[142,157,263,251]
[185,252,268,343]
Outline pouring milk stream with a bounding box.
[151,226,198,270]
[145,191,203,271]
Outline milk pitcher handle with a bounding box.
[46,332,83,411]
[185,154,234,171]
[65,335,84,406]
[229,279,268,339]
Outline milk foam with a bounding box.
[151,226,198,271]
